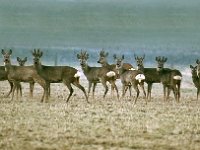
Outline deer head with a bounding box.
[155,56,168,71]
[97,49,109,65]
[77,50,89,68]
[1,49,12,65]
[32,49,43,66]
[113,54,124,69]
[134,54,145,70]
[17,57,27,66]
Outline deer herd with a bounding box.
[0,49,199,104]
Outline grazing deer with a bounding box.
[77,51,102,99]
[113,54,147,104]
[32,49,89,103]
[134,54,162,101]
[155,56,182,102]
[2,49,48,102]
[97,50,133,97]
[190,64,200,100]
[0,66,14,97]
[17,57,35,97]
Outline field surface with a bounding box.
[0,0,200,149]
[0,80,200,150]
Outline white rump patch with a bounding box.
[135,74,145,83]
[106,71,116,77]
[173,75,182,80]
[129,68,136,71]
[74,71,81,78]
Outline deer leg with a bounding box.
[4,81,13,98]
[11,83,17,101]
[133,83,140,105]
[65,82,74,103]
[128,85,132,97]
[73,82,89,103]
[101,80,108,99]
[48,83,51,97]
[36,79,48,103]
[147,83,152,101]
[197,88,200,101]
[92,83,97,99]
[111,84,114,97]
[163,85,167,101]
[29,82,34,98]
[140,82,147,104]
[110,80,119,100]
[88,82,92,98]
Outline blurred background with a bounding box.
[0,0,199,70]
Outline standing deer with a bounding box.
[17,57,35,97]
[134,54,162,101]
[0,66,14,98]
[77,51,101,99]
[113,54,147,104]
[32,49,89,103]
[155,56,182,102]
[190,64,200,100]
[2,49,48,102]
[97,50,133,97]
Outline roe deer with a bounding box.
[97,50,133,97]
[32,49,88,103]
[0,66,14,97]
[156,56,182,102]
[190,65,200,100]
[78,50,119,99]
[77,51,102,99]
[2,49,48,102]
[134,54,162,101]
[113,54,147,104]
[17,57,35,97]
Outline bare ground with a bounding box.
[0,80,200,150]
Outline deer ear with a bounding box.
[1,49,5,55]
[17,57,20,61]
[190,65,194,69]
[122,54,124,60]
[143,54,145,60]
[113,54,117,59]
[77,53,80,59]
[86,53,89,59]
[196,59,200,64]
[9,49,12,55]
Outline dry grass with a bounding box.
[0,80,200,150]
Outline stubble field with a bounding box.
[0,79,200,150]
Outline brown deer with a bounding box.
[97,50,133,97]
[32,49,89,103]
[134,54,162,101]
[78,50,120,99]
[2,49,48,102]
[113,54,147,104]
[77,51,102,99]
[155,56,182,102]
[0,66,14,97]
[190,64,200,100]
[17,57,35,97]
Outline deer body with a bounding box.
[0,66,14,97]
[190,65,200,100]
[17,57,35,97]
[114,54,146,104]
[156,57,182,102]
[134,55,162,101]
[2,49,48,102]
[77,50,119,99]
[33,49,88,103]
